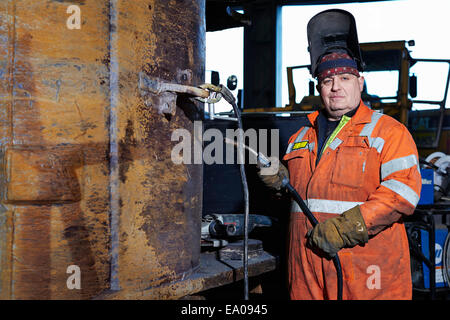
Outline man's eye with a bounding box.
[322,79,332,85]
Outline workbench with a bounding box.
[95,250,277,300]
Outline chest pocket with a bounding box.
[283,148,309,161]
[331,136,369,188]
[283,147,312,181]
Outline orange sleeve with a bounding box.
[359,123,422,235]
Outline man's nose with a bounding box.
[331,78,341,91]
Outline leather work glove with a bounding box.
[306,205,369,258]
[256,157,289,191]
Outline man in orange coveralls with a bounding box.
[259,10,422,300]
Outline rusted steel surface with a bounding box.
[0,0,111,299]
[112,0,205,293]
[0,0,205,299]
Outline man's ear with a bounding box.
[358,75,365,92]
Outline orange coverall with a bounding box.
[283,101,422,300]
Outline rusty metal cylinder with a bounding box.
[0,0,204,299]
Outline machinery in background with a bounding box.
[423,152,450,202]
[406,153,450,297]
[406,215,450,295]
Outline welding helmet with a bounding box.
[307,9,365,77]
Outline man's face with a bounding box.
[317,73,365,121]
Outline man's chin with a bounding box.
[327,109,347,118]
[328,103,359,113]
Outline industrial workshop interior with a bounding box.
[0,0,449,304]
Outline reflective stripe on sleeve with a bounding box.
[381,179,420,206]
[381,154,418,180]
[286,126,310,154]
[291,198,364,214]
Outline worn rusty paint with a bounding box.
[0,0,111,299]
[113,0,205,292]
[0,1,109,300]
[0,0,205,299]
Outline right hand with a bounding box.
[257,157,289,190]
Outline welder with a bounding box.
[258,9,422,299]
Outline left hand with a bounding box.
[306,205,369,258]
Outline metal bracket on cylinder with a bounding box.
[139,72,237,121]
[139,71,210,116]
